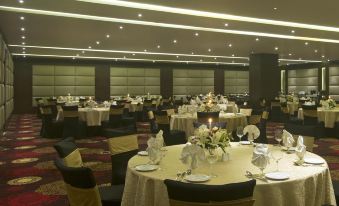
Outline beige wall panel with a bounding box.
[187,86,202,94]
[187,78,202,86]
[33,76,54,86]
[145,86,160,94]
[75,86,95,96]
[173,86,187,95]
[33,86,54,96]
[173,69,188,77]
[54,86,75,96]
[173,78,187,86]
[329,67,339,76]
[145,69,160,77]
[127,86,144,95]
[110,77,127,86]
[128,77,144,85]
[201,70,214,78]
[55,76,75,86]
[187,70,201,77]
[54,66,75,75]
[75,66,95,75]
[0,63,4,83]
[202,78,214,85]
[144,77,160,86]
[202,86,214,94]
[75,76,94,86]
[32,65,54,75]
[110,67,128,76]
[127,68,145,76]
[110,86,128,95]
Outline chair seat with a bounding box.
[99,184,124,206]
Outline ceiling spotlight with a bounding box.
[273,7,277,10]
[119,26,123,29]
[88,46,92,49]
[195,32,199,36]
[22,51,25,54]
[274,47,279,50]
[72,57,75,60]
[138,13,142,18]
[19,0,24,4]
[144,49,147,52]
[305,42,309,45]
[191,52,194,55]
[96,41,100,45]
[22,47,26,50]
[82,51,85,54]
[20,16,25,20]
[123,56,126,59]
[228,44,232,47]
[173,39,177,43]
[106,34,110,38]
[291,30,295,33]
[208,48,211,52]
[224,23,229,27]
[327,59,330,62]
[23,55,26,58]
[232,54,235,57]
[314,49,318,53]
[21,36,26,39]
[132,53,135,56]
[20,27,25,31]
[21,42,25,45]
[255,38,259,41]
[200,59,203,62]
[288,53,292,56]
[176,56,179,58]
[321,55,325,58]
[157,45,160,48]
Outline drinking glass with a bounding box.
[253,158,268,177]
[236,126,244,142]
[206,148,218,178]
[274,129,283,147]
[270,150,284,171]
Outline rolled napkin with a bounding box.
[190,99,197,105]
[282,129,295,148]
[251,144,270,169]
[180,142,205,170]
[295,136,306,162]
[146,130,165,164]
[243,125,260,142]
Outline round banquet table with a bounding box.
[121,143,336,206]
[287,102,299,115]
[317,107,339,128]
[170,112,247,137]
[125,102,143,112]
[56,107,110,126]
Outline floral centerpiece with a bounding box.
[327,98,337,109]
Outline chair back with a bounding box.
[110,105,125,115]
[54,140,83,167]
[143,99,153,107]
[164,179,256,206]
[239,109,253,117]
[40,105,52,115]
[107,135,139,184]
[197,112,220,123]
[154,110,170,125]
[54,159,102,206]
[270,101,281,108]
[62,106,79,118]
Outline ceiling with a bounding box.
[0,0,339,66]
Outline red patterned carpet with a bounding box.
[0,115,338,206]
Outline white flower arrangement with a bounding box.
[327,98,337,109]
[197,103,220,112]
[190,125,231,153]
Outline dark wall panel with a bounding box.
[95,64,110,101]
[14,61,33,113]
[214,69,224,95]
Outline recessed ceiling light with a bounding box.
[224,23,228,27]
[176,56,179,58]
[314,49,318,53]
[191,52,194,55]
[273,7,277,10]
[208,48,211,52]
[119,26,123,29]
[22,47,25,50]
[20,16,25,20]
[327,59,330,62]
[20,27,25,31]
[88,46,92,49]
[22,51,25,53]
[200,59,203,62]
[82,51,85,54]
[138,13,142,18]
[214,57,217,60]
[274,47,279,50]
[173,39,177,43]
[288,53,292,56]
[321,55,325,58]
[21,42,25,45]
[132,53,135,56]
[232,54,235,57]
[144,49,147,52]
[228,44,232,47]
[305,42,309,45]
[291,30,295,33]
[72,57,75,60]
[96,41,100,44]
[255,38,259,41]
[195,32,199,36]
[106,34,110,38]
[21,36,26,39]
[23,55,26,58]
[123,56,126,59]
[157,45,160,48]
[19,0,24,4]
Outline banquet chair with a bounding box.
[35,97,43,118]
[107,135,139,185]
[109,105,125,128]
[62,105,85,138]
[54,158,123,206]
[284,122,322,139]
[40,105,61,138]
[54,138,83,167]
[197,112,220,123]
[154,110,186,146]
[253,111,269,144]
[301,105,318,125]
[193,121,227,129]
[164,179,256,206]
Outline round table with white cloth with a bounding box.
[317,107,339,128]
[217,104,238,113]
[56,107,110,126]
[170,112,247,137]
[121,143,336,206]
[287,102,299,115]
[125,102,143,112]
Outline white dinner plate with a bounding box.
[265,172,290,180]
[240,141,251,145]
[304,157,325,165]
[282,147,296,151]
[135,164,158,172]
[137,151,149,156]
[184,174,210,183]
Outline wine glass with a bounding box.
[274,129,283,147]
[270,150,284,172]
[252,158,268,178]
[236,126,244,143]
[206,148,218,178]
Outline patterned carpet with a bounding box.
[0,114,338,206]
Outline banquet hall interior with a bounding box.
[0,0,339,206]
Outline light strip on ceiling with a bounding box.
[9,44,322,63]
[2,6,339,43]
[12,53,247,65]
[77,0,339,33]
[8,44,249,60]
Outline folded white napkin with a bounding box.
[251,144,270,168]
[295,136,306,160]
[190,99,197,105]
[282,130,295,148]
[146,130,164,164]
[180,142,205,169]
[243,125,260,141]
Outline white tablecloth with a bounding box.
[57,107,110,126]
[318,107,339,128]
[170,112,247,137]
[121,144,336,206]
[125,102,143,112]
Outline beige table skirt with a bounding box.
[287,102,299,115]
[318,108,339,128]
[170,113,247,137]
[57,108,110,126]
[121,144,336,206]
